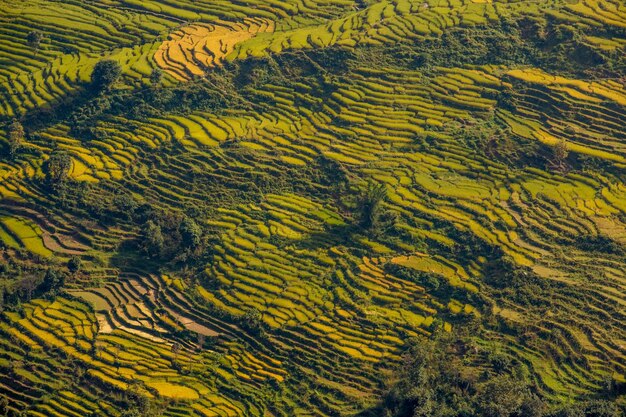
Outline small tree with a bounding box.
[20,274,40,301]
[113,192,138,219]
[0,395,8,416]
[179,217,202,249]
[550,138,569,172]
[91,60,122,90]
[26,31,44,51]
[67,256,82,274]
[197,333,206,350]
[41,268,65,294]
[7,119,25,158]
[519,394,545,417]
[171,342,181,367]
[150,68,163,85]
[141,220,164,257]
[358,183,387,230]
[241,308,263,334]
[43,151,71,185]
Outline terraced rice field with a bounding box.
[154,19,275,80]
[0,0,625,415]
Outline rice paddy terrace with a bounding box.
[0,0,625,416]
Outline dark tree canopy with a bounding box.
[67,256,82,274]
[150,68,163,85]
[26,30,43,50]
[179,217,202,249]
[91,59,122,90]
[358,183,387,230]
[7,119,25,157]
[141,220,165,257]
[43,150,72,185]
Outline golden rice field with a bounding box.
[0,0,624,415]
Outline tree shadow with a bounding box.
[108,238,162,274]
[293,224,359,251]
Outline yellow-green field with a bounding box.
[0,0,625,415]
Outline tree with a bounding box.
[377,333,551,417]
[0,395,8,416]
[41,268,65,294]
[67,256,82,274]
[551,400,624,417]
[519,394,545,417]
[582,400,623,417]
[121,380,166,417]
[150,68,163,85]
[358,183,387,230]
[413,52,430,68]
[550,138,569,172]
[91,60,122,90]
[241,308,263,334]
[113,192,138,219]
[26,31,43,51]
[19,274,40,302]
[141,220,164,257]
[120,408,143,417]
[43,151,71,185]
[477,375,527,417]
[7,119,25,158]
[197,333,206,350]
[171,342,181,367]
[179,217,202,249]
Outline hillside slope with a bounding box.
[0,0,625,416]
